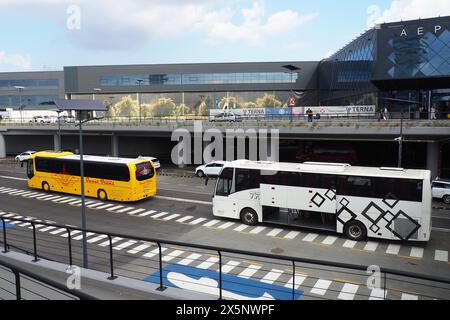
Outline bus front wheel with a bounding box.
[344,220,367,241]
[97,189,108,201]
[240,208,258,226]
[42,182,50,192]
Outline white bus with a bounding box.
[212,160,432,241]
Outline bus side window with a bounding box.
[27,159,34,179]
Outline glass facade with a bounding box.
[0,95,58,107]
[99,72,298,87]
[387,29,450,78]
[0,79,59,90]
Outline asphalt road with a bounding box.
[0,163,449,300]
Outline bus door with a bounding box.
[212,168,237,219]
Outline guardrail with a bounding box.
[0,254,96,300]
[1,216,450,300]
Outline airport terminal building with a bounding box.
[0,16,450,117]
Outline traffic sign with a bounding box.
[289,98,295,106]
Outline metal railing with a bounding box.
[0,255,96,300]
[1,216,450,300]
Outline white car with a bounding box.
[209,112,242,122]
[15,151,36,163]
[432,179,450,204]
[137,156,161,169]
[195,161,227,177]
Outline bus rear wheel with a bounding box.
[344,220,367,241]
[97,189,108,201]
[42,182,50,192]
[240,208,258,226]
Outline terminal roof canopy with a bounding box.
[53,99,107,111]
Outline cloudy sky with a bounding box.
[1,0,449,71]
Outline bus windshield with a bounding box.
[136,162,155,181]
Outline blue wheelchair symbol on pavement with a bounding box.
[0,222,15,229]
[144,264,303,300]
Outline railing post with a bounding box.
[107,235,117,280]
[384,271,387,300]
[13,270,21,300]
[66,228,73,267]
[31,222,39,263]
[1,218,9,253]
[156,242,167,292]
[292,261,295,300]
[218,250,223,300]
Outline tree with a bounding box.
[197,101,208,116]
[114,96,138,117]
[218,96,241,110]
[256,94,282,108]
[149,98,176,117]
[175,104,191,116]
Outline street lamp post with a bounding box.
[398,108,404,168]
[282,65,301,122]
[136,79,144,122]
[14,86,25,123]
[54,99,107,269]
[56,110,62,151]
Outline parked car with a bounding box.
[210,112,242,122]
[43,115,57,123]
[30,116,45,123]
[432,179,450,204]
[195,161,227,177]
[15,151,36,163]
[61,115,76,123]
[137,156,161,169]
[296,145,358,165]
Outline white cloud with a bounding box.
[375,0,450,24]
[0,51,32,71]
[0,0,318,50]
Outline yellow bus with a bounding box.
[26,151,157,202]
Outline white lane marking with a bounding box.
[0,175,27,181]
[57,198,78,203]
[19,191,35,196]
[261,269,284,284]
[178,253,202,266]
[73,232,95,241]
[95,204,115,210]
[249,226,266,234]
[190,218,207,225]
[197,257,219,269]
[36,195,56,200]
[68,200,82,205]
[9,191,29,196]
[107,205,124,212]
[284,231,300,240]
[116,207,135,213]
[50,228,67,235]
[50,197,68,202]
[114,240,138,251]
[434,250,448,262]
[127,208,146,215]
[221,261,240,274]
[25,193,44,199]
[61,230,82,238]
[343,240,357,249]
[310,279,332,296]
[152,212,170,219]
[163,214,181,221]
[43,195,62,201]
[2,213,16,218]
[8,216,23,225]
[98,237,123,247]
[322,236,338,245]
[28,220,44,229]
[176,216,194,223]
[154,195,212,206]
[75,200,96,206]
[127,244,152,254]
[401,293,418,300]
[0,188,16,193]
[234,224,249,232]
[303,233,318,242]
[410,247,424,259]
[267,228,283,237]
[238,265,261,279]
[0,212,6,216]
[338,283,359,300]
[18,218,33,227]
[39,226,57,232]
[369,288,387,300]
[217,222,235,230]
[143,247,167,258]
[203,220,221,227]
[284,275,307,289]
[138,210,157,217]
[87,202,106,208]
[364,241,379,252]
[87,235,108,243]
[386,244,401,255]
[162,250,184,262]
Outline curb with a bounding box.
[433,206,450,211]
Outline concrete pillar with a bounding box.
[0,134,5,158]
[427,142,440,180]
[111,134,119,157]
[54,134,61,152]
